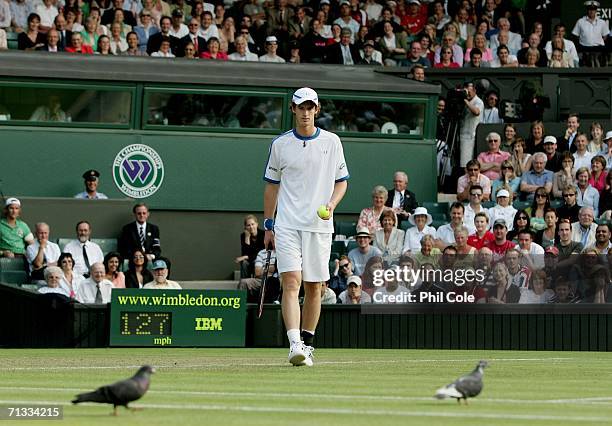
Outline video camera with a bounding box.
[445,88,468,119]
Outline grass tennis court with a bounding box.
[1,348,611,425]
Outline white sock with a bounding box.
[287,329,301,345]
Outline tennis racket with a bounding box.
[257,250,272,319]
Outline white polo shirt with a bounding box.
[25,240,61,273]
[572,16,609,46]
[264,128,349,233]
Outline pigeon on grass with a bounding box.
[434,360,488,404]
[72,365,155,415]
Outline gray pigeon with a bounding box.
[434,360,488,404]
[72,365,155,415]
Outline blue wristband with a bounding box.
[263,218,275,231]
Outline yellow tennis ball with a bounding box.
[317,205,331,219]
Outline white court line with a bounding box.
[0,357,575,371]
[0,399,608,423]
[2,386,612,406]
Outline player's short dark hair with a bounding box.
[469,48,482,58]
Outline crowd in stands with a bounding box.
[234,147,612,304]
[0,0,609,68]
[0,170,179,303]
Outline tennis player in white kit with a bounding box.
[263,87,349,366]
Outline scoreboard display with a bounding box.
[109,289,246,347]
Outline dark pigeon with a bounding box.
[435,360,488,404]
[72,365,155,415]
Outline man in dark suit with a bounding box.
[179,18,208,57]
[37,29,62,52]
[324,28,361,64]
[557,113,581,153]
[53,15,72,51]
[118,203,162,261]
[101,0,137,27]
[147,16,181,55]
[384,171,418,225]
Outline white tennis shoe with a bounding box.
[303,345,314,367]
[288,341,306,366]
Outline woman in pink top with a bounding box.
[465,33,492,63]
[103,252,125,288]
[589,155,608,194]
[357,185,393,235]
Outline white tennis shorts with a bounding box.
[274,226,332,283]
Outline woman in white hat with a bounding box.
[401,206,436,253]
[373,209,404,265]
[488,188,517,231]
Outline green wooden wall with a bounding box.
[0,127,437,213]
[2,284,611,351]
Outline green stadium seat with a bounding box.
[399,221,414,231]
[331,240,346,256]
[6,32,18,50]
[57,238,72,251]
[0,270,28,284]
[482,201,496,209]
[431,212,449,221]
[550,199,564,209]
[335,221,357,237]
[421,202,449,214]
[0,257,26,271]
[91,238,118,255]
[328,260,337,275]
[346,241,358,253]
[513,200,531,211]
[431,220,447,229]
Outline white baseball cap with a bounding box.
[496,189,510,198]
[604,130,612,140]
[265,35,278,44]
[347,275,362,286]
[292,87,319,105]
[543,135,557,144]
[5,197,20,207]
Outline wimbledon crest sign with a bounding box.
[113,144,164,198]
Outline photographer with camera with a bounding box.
[459,81,484,168]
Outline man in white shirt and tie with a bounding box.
[118,203,162,261]
[63,221,104,277]
[76,262,114,304]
